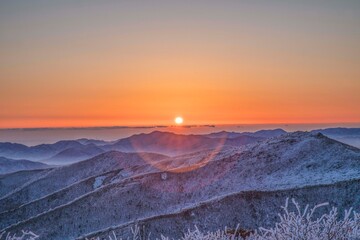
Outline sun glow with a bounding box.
[175,117,184,125]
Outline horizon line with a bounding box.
[1,122,360,131]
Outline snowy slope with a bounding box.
[82,178,360,240]
[0,169,51,198]
[0,151,167,213]
[1,132,359,239]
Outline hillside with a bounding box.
[0,169,52,198]
[0,151,167,213]
[81,178,360,239]
[0,132,359,239]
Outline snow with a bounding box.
[93,176,106,189]
[0,132,359,239]
[6,199,357,240]
[160,173,167,180]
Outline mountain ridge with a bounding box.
[0,157,49,175]
[1,132,359,239]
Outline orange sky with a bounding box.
[1,1,359,128]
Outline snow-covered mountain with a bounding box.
[0,131,265,164]
[0,132,359,239]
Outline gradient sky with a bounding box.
[1,0,359,128]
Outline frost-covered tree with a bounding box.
[113,199,360,240]
[248,198,360,240]
[0,230,38,240]
[2,199,359,240]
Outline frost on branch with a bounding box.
[248,198,360,240]
[2,199,359,240]
[115,199,359,240]
[0,230,39,240]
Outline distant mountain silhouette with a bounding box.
[102,131,264,156]
[44,144,105,164]
[311,128,360,148]
[0,157,49,175]
[204,128,286,139]
[76,138,112,146]
[1,128,360,165]
[0,140,86,161]
[311,127,360,135]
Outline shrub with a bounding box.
[0,230,38,240]
[248,198,360,240]
[2,199,359,240]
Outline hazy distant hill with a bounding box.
[0,157,49,175]
[312,128,360,148]
[76,138,112,146]
[44,144,105,164]
[311,127,360,135]
[1,132,359,239]
[204,128,287,139]
[102,131,264,156]
[0,140,87,161]
[0,131,267,164]
[1,128,359,165]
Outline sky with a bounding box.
[0,0,359,128]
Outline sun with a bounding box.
[174,116,184,125]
